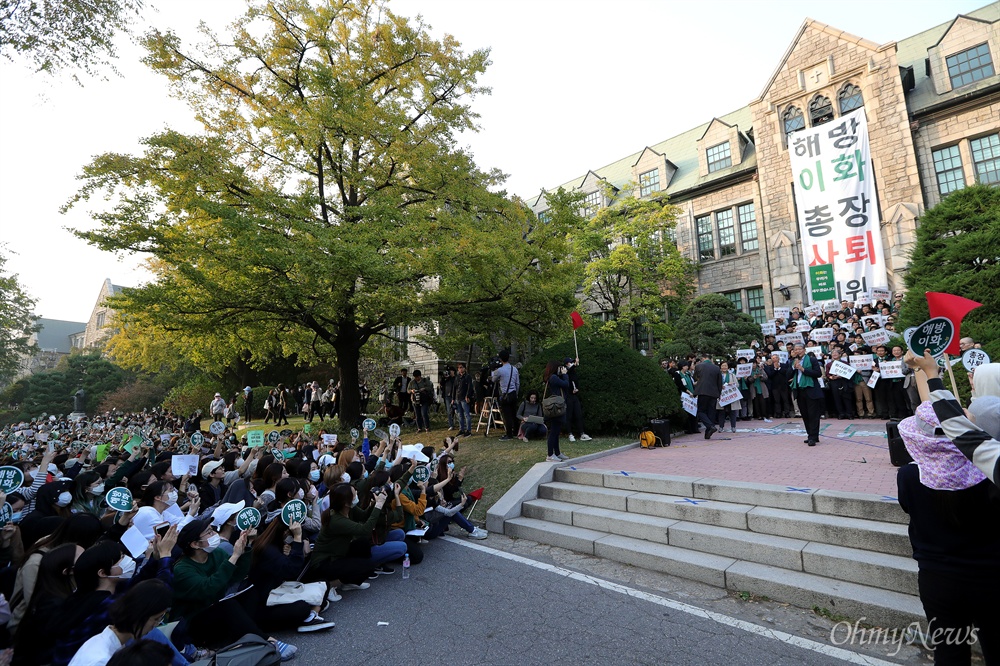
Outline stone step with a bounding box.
[746,506,911,557]
[539,482,909,556]
[505,516,923,628]
[524,499,915,594]
[553,468,908,524]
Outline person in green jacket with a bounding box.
[172,518,296,659]
[305,483,389,595]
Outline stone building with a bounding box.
[77,278,125,350]
[526,4,1000,350]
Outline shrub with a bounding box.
[521,337,682,435]
[162,375,221,417]
[96,378,167,413]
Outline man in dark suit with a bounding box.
[693,354,722,439]
[790,344,824,446]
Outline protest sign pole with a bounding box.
[942,353,961,398]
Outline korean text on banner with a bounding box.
[681,393,698,416]
[848,354,873,371]
[736,349,755,362]
[861,329,891,347]
[810,328,834,343]
[829,360,856,379]
[867,371,880,388]
[735,363,752,378]
[719,384,742,407]
[879,360,904,379]
[788,108,886,304]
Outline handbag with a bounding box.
[265,581,327,606]
[541,380,566,419]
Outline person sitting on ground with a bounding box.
[68,579,173,666]
[516,391,546,442]
[425,455,486,540]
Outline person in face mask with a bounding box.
[132,481,199,541]
[172,518,290,655]
[68,471,105,518]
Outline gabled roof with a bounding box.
[756,18,883,103]
[897,2,1000,114]
[631,146,663,168]
[931,13,994,48]
[575,170,608,191]
[33,318,86,353]
[697,117,735,142]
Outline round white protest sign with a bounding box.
[962,349,991,372]
[902,326,917,347]
[190,432,205,447]
[362,418,376,431]
[209,421,226,435]
[389,423,401,438]
[350,428,359,439]
[267,430,281,444]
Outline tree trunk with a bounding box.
[334,338,362,428]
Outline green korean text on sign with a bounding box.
[247,430,265,448]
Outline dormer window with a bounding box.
[707,141,732,173]
[809,95,834,126]
[946,43,994,89]
[639,168,660,196]
[837,83,864,113]
[783,106,805,139]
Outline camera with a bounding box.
[488,356,503,372]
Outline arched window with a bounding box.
[809,95,834,126]
[783,106,805,138]
[838,83,864,113]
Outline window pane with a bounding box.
[717,209,736,256]
[783,107,805,138]
[723,291,742,312]
[747,287,766,324]
[707,142,732,173]
[970,133,1000,185]
[738,203,758,252]
[639,168,660,197]
[838,83,864,113]
[697,215,714,261]
[809,95,834,126]
[580,190,602,217]
[946,43,995,89]
[932,145,966,195]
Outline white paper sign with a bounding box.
[774,351,789,363]
[829,360,856,379]
[718,384,742,407]
[879,360,904,379]
[962,349,991,371]
[171,454,200,477]
[735,363,752,378]
[761,321,777,336]
[848,354,873,371]
[789,108,887,304]
[120,526,150,559]
[321,434,337,446]
[774,307,791,321]
[867,371,880,388]
[681,393,698,416]
[810,328,834,342]
[796,320,812,333]
[736,349,755,362]
[871,287,891,302]
[861,329,891,346]
[805,347,824,361]
[823,300,840,312]
[778,332,804,346]
[388,423,401,438]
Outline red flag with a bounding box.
[571,311,585,330]
[466,487,484,501]
[926,292,982,355]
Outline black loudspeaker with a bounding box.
[886,420,913,467]
[649,418,671,447]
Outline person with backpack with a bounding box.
[542,361,569,462]
[263,389,276,424]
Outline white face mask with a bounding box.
[113,556,136,580]
[351,494,360,507]
[56,491,72,507]
[296,488,305,501]
[89,483,105,496]
[163,490,178,506]
[203,533,221,553]
[341,472,351,484]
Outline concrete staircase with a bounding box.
[504,468,923,628]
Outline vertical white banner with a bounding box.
[788,108,886,304]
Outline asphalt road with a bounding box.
[273,535,900,666]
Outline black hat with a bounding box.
[177,517,213,550]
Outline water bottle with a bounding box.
[402,553,410,579]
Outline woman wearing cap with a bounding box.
[896,397,1000,664]
[198,459,227,512]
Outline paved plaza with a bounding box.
[576,418,899,498]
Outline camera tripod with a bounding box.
[475,377,506,436]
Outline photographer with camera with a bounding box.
[491,350,520,441]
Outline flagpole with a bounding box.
[573,329,579,361]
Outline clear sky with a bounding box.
[0,0,987,322]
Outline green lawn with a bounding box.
[236,412,632,518]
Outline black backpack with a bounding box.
[191,634,281,666]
